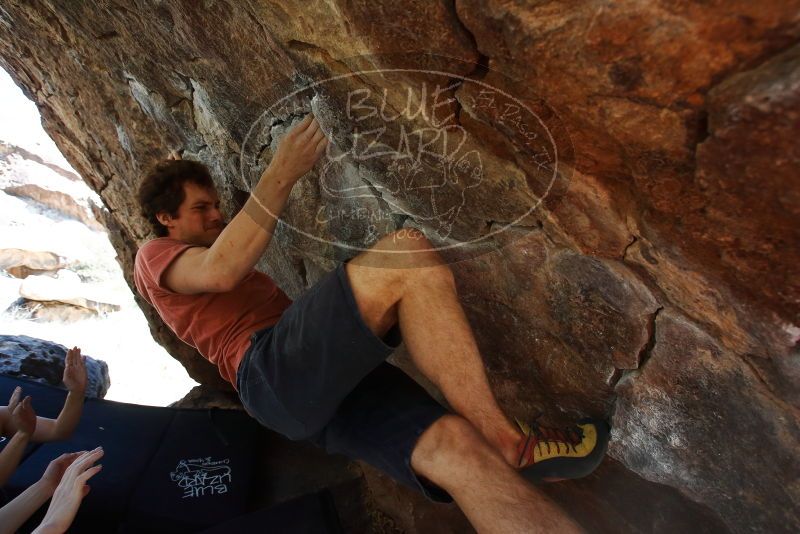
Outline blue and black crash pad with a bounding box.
[0,374,342,533]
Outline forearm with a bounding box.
[0,432,30,487]
[32,521,64,534]
[205,167,294,286]
[51,392,84,441]
[0,480,53,534]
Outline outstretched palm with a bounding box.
[12,395,36,436]
[35,448,104,534]
[62,347,87,394]
[40,452,82,492]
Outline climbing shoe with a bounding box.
[515,416,610,483]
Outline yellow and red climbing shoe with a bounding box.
[515,416,610,483]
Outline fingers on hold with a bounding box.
[297,114,315,134]
[311,128,325,143]
[300,119,320,142]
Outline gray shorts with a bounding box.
[236,259,451,502]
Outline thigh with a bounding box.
[345,228,445,339]
[238,261,403,441]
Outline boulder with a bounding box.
[0,248,64,278]
[0,334,110,398]
[19,270,121,314]
[610,310,800,533]
[3,183,103,230]
[169,384,242,410]
[5,297,99,323]
[0,2,797,531]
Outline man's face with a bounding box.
[160,182,225,246]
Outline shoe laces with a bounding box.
[516,413,585,466]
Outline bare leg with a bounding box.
[411,414,584,534]
[346,229,521,464]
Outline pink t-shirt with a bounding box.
[133,237,292,388]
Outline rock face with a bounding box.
[18,270,121,313]
[0,2,797,532]
[5,297,100,323]
[0,140,101,230]
[0,334,110,398]
[169,384,242,410]
[0,248,65,278]
[611,310,800,531]
[3,183,103,230]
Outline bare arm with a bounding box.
[164,113,329,294]
[0,452,84,534]
[2,349,87,443]
[29,392,83,443]
[0,396,35,487]
[163,175,292,294]
[0,479,51,534]
[0,479,52,534]
[0,431,30,488]
[34,348,86,442]
[33,448,104,534]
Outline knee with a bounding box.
[388,227,431,249]
[387,228,443,259]
[412,415,487,469]
[366,228,452,272]
[390,229,455,280]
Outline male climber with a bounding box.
[133,113,609,533]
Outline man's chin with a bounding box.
[208,230,222,247]
[204,229,223,246]
[182,233,218,247]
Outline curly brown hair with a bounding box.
[137,159,215,237]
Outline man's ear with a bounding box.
[155,211,173,229]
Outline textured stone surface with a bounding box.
[359,465,473,534]
[5,296,100,322]
[451,228,660,422]
[691,43,800,323]
[3,183,102,230]
[610,310,800,533]
[169,384,242,410]
[542,458,731,534]
[0,334,110,398]
[454,0,800,357]
[0,1,797,531]
[19,270,121,313]
[0,248,64,277]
